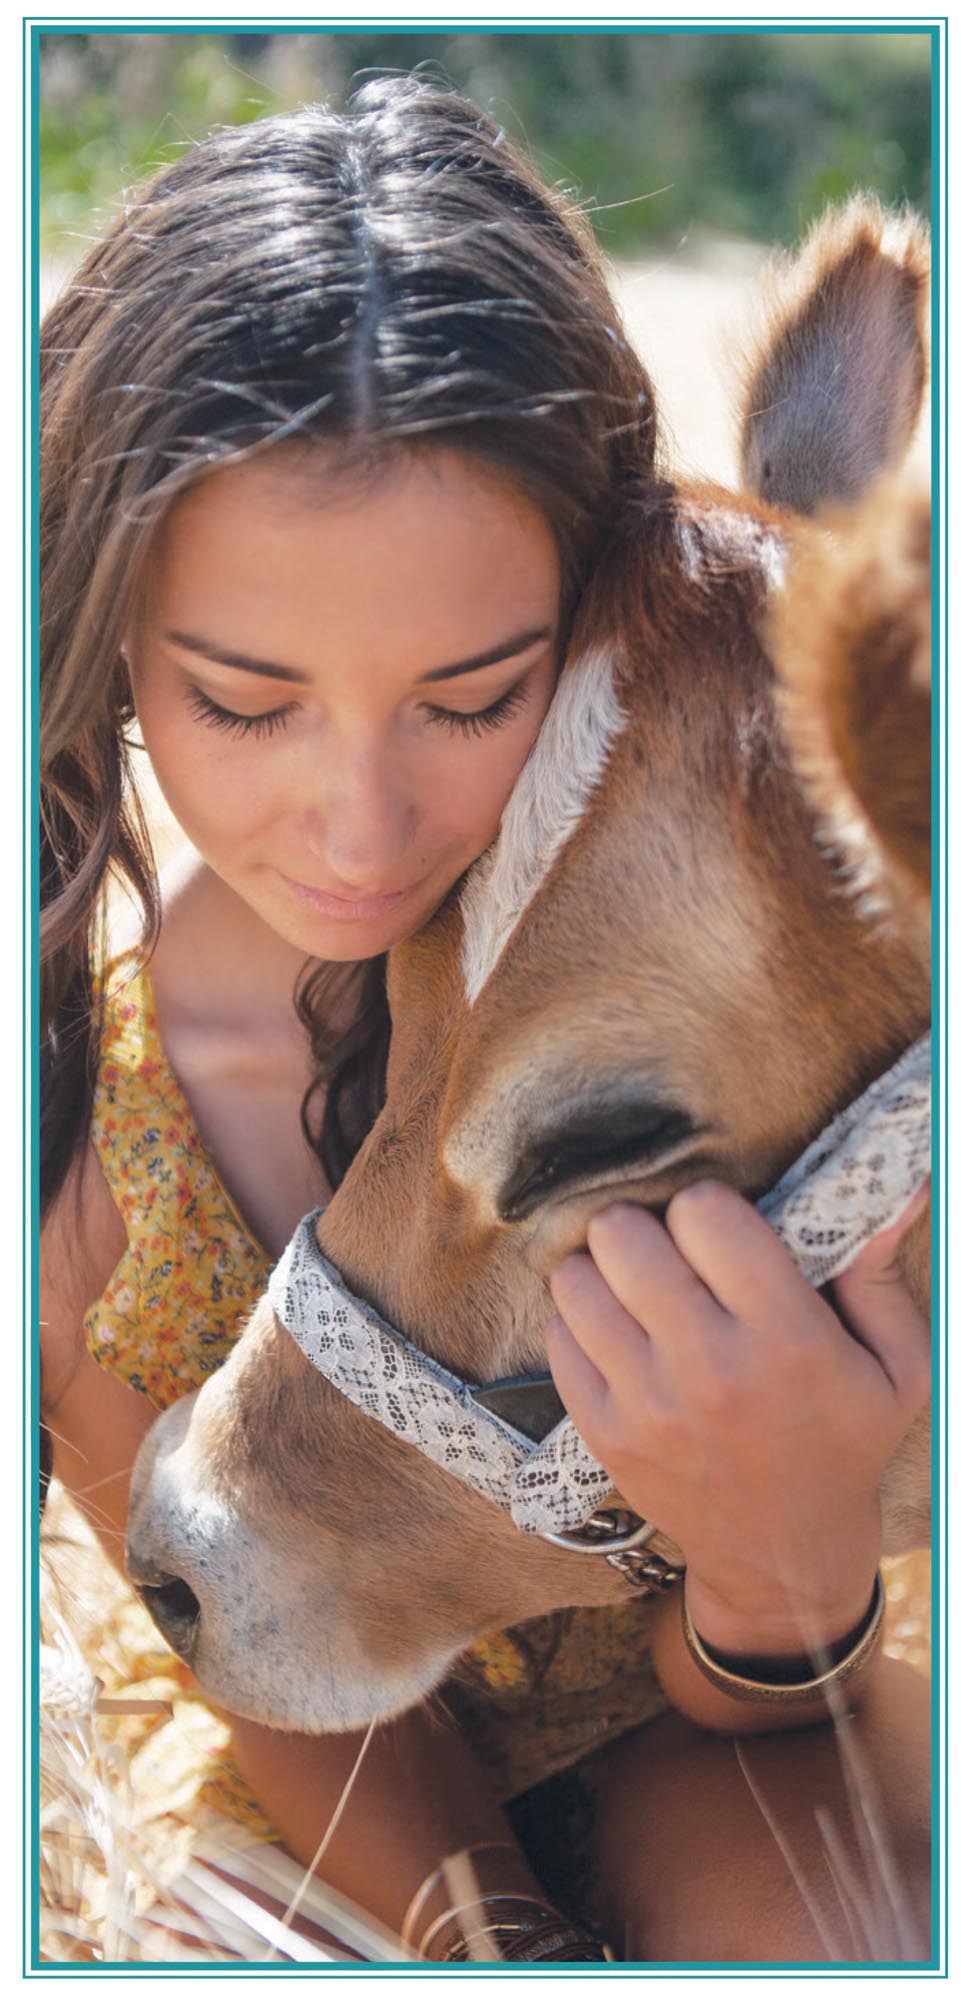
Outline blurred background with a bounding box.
[39,27,931,256]
[38,26,933,496]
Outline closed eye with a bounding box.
[185,684,300,739]
[498,1102,706,1223]
[422,679,532,737]
[185,678,533,742]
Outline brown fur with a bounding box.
[770,476,931,942]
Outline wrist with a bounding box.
[683,1570,879,1666]
[400,1841,609,1964]
[680,1572,886,1709]
[399,1844,598,1963]
[429,1902,607,1964]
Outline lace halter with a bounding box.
[267,1034,930,1542]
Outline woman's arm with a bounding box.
[545,1183,930,1736]
[220,1700,544,1948]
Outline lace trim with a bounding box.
[268,1222,531,1512]
[756,1033,931,1284]
[268,1035,931,1539]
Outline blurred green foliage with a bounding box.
[39,27,932,259]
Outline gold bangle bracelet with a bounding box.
[681,1572,886,1706]
[419,1893,562,1962]
[440,1915,608,1965]
[399,1841,519,1949]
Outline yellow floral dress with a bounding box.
[80,953,668,1824]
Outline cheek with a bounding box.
[448,677,556,836]
[135,699,279,851]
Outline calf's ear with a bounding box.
[740,197,928,516]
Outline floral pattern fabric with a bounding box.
[84,958,270,1405]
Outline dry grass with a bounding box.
[38,1484,931,1965]
[39,1488,412,1965]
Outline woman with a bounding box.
[40,76,929,1963]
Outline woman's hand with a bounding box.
[545,1181,930,1659]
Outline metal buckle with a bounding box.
[541,1506,659,1554]
[543,1507,686,1594]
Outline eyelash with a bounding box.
[185,678,532,741]
[185,685,300,739]
[422,681,531,737]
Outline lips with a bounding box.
[279,873,418,920]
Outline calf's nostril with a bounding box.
[135,1575,202,1661]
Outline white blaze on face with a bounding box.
[459,644,626,1005]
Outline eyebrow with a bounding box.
[163,626,554,686]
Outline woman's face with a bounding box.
[128,447,562,959]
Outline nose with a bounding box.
[298,737,417,885]
[127,1547,202,1663]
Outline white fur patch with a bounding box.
[460,644,626,1004]
[677,502,788,591]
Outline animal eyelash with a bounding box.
[423,681,531,738]
[185,685,300,739]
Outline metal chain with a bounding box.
[549,1503,686,1592]
[604,1544,686,1592]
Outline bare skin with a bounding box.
[586,1657,932,1964]
[43,445,931,1963]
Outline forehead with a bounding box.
[145,447,561,659]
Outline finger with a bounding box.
[664,1179,833,1332]
[582,1202,725,1351]
[548,1248,650,1380]
[832,1188,931,1408]
[837,1180,931,1286]
[543,1313,612,1444]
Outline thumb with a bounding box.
[831,1181,930,1405]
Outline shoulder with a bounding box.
[40,1142,127,1414]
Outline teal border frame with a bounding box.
[27,12,40,1982]
[928,20,944,1984]
[26,15,947,1977]
[931,12,947,1982]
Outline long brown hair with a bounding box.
[41,74,657,1214]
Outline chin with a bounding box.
[263,899,428,965]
